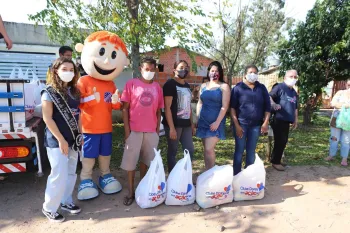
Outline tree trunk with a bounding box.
[126,0,141,77]
[302,92,322,126]
[130,42,141,78]
[302,105,313,126]
[226,71,233,87]
[227,71,233,126]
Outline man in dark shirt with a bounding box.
[269,70,299,171]
[46,46,75,83]
[76,56,87,77]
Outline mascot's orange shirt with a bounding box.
[78,75,121,134]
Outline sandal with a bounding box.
[123,195,135,206]
[324,156,334,161]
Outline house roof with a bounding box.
[259,66,279,75]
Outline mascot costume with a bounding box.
[75,31,129,200]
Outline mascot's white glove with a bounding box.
[93,87,100,103]
[112,89,120,104]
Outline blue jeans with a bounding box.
[329,127,350,158]
[233,125,261,175]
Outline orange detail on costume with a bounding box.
[86,31,128,56]
[78,75,121,134]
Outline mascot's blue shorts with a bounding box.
[83,133,112,158]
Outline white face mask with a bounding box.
[142,71,155,81]
[58,70,74,82]
[246,73,258,83]
[285,77,297,87]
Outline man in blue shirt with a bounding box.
[269,70,299,171]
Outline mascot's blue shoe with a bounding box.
[98,174,122,194]
[77,179,99,200]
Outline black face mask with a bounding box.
[177,70,189,79]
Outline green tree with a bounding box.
[278,0,350,125]
[200,0,290,81]
[200,0,249,82]
[242,0,293,69]
[29,0,212,76]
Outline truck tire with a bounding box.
[27,120,49,172]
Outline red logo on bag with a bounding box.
[206,185,231,200]
[171,184,193,202]
[240,182,264,197]
[149,182,166,202]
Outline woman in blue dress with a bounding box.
[196,61,231,170]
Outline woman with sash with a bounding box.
[41,57,82,222]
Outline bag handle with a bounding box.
[152,148,162,175]
[184,149,190,158]
[32,69,39,83]
[144,148,158,187]
[25,68,40,83]
[9,65,24,79]
[145,148,162,189]
[254,153,264,165]
[156,148,163,173]
[182,149,193,173]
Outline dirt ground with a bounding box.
[1,166,349,233]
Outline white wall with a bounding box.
[0,43,60,56]
[114,69,133,91]
[2,22,64,47]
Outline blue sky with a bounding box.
[1,0,317,46]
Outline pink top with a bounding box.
[121,78,164,132]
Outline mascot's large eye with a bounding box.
[111,51,117,59]
[99,47,105,56]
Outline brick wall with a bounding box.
[153,72,204,87]
[144,47,214,76]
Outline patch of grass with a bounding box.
[110,115,342,172]
[284,115,330,165]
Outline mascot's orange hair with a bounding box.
[86,31,128,56]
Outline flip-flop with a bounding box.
[324,156,334,161]
[123,195,135,206]
[341,161,348,166]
